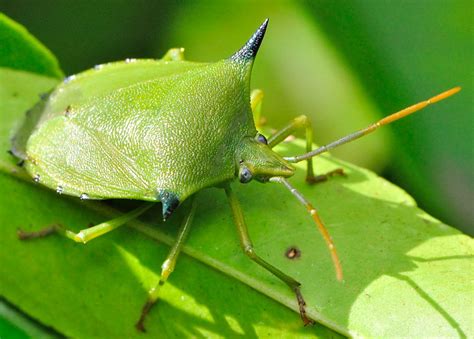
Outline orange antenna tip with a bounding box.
[429,86,461,104]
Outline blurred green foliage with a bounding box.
[0,13,62,78]
[1,0,472,234]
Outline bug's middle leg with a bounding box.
[224,185,314,326]
[250,89,265,128]
[267,115,345,184]
[135,196,197,332]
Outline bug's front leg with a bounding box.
[267,115,345,184]
[135,196,197,332]
[224,185,314,326]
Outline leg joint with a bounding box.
[295,114,310,126]
[244,245,257,259]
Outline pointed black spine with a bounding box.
[230,19,269,63]
[158,190,180,221]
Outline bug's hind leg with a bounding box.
[267,115,345,184]
[18,203,153,244]
[161,48,185,61]
[135,196,197,332]
[224,185,314,326]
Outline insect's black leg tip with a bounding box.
[135,321,146,333]
[292,285,315,326]
[306,168,346,185]
[17,228,28,240]
[135,298,156,332]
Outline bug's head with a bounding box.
[236,135,295,184]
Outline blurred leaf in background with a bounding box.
[305,0,474,234]
[0,13,62,78]
[2,0,471,233]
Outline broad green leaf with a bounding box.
[1,68,473,338]
[0,68,340,338]
[0,13,63,79]
[0,299,58,339]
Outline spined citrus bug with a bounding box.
[10,19,460,331]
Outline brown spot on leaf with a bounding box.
[286,246,301,260]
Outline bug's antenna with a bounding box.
[230,18,269,63]
[270,177,343,281]
[285,86,461,163]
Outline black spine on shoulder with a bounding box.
[159,190,180,221]
[230,19,269,63]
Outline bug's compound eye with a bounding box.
[256,133,268,145]
[239,166,253,183]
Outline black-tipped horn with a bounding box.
[230,19,269,63]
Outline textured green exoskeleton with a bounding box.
[11,19,460,331]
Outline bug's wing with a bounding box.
[38,60,207,125]
[11,59,204,158]
[20,60,210,200]
[25,112,158,200]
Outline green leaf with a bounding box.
[1,67,473,338]
[0,299,58,339]
[1,69,340,338]
[0,13,63,79]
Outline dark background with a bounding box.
[1,0,472,234]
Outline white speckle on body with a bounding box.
[64,75,76,83]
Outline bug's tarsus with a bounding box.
[136,300,154,332]
[230,18,269,63]
[306,168,346,185]
[294,285,315,326]
[17,225,59,240]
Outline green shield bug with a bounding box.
[10,19,460,331]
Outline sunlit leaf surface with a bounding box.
[1,68,472,338]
